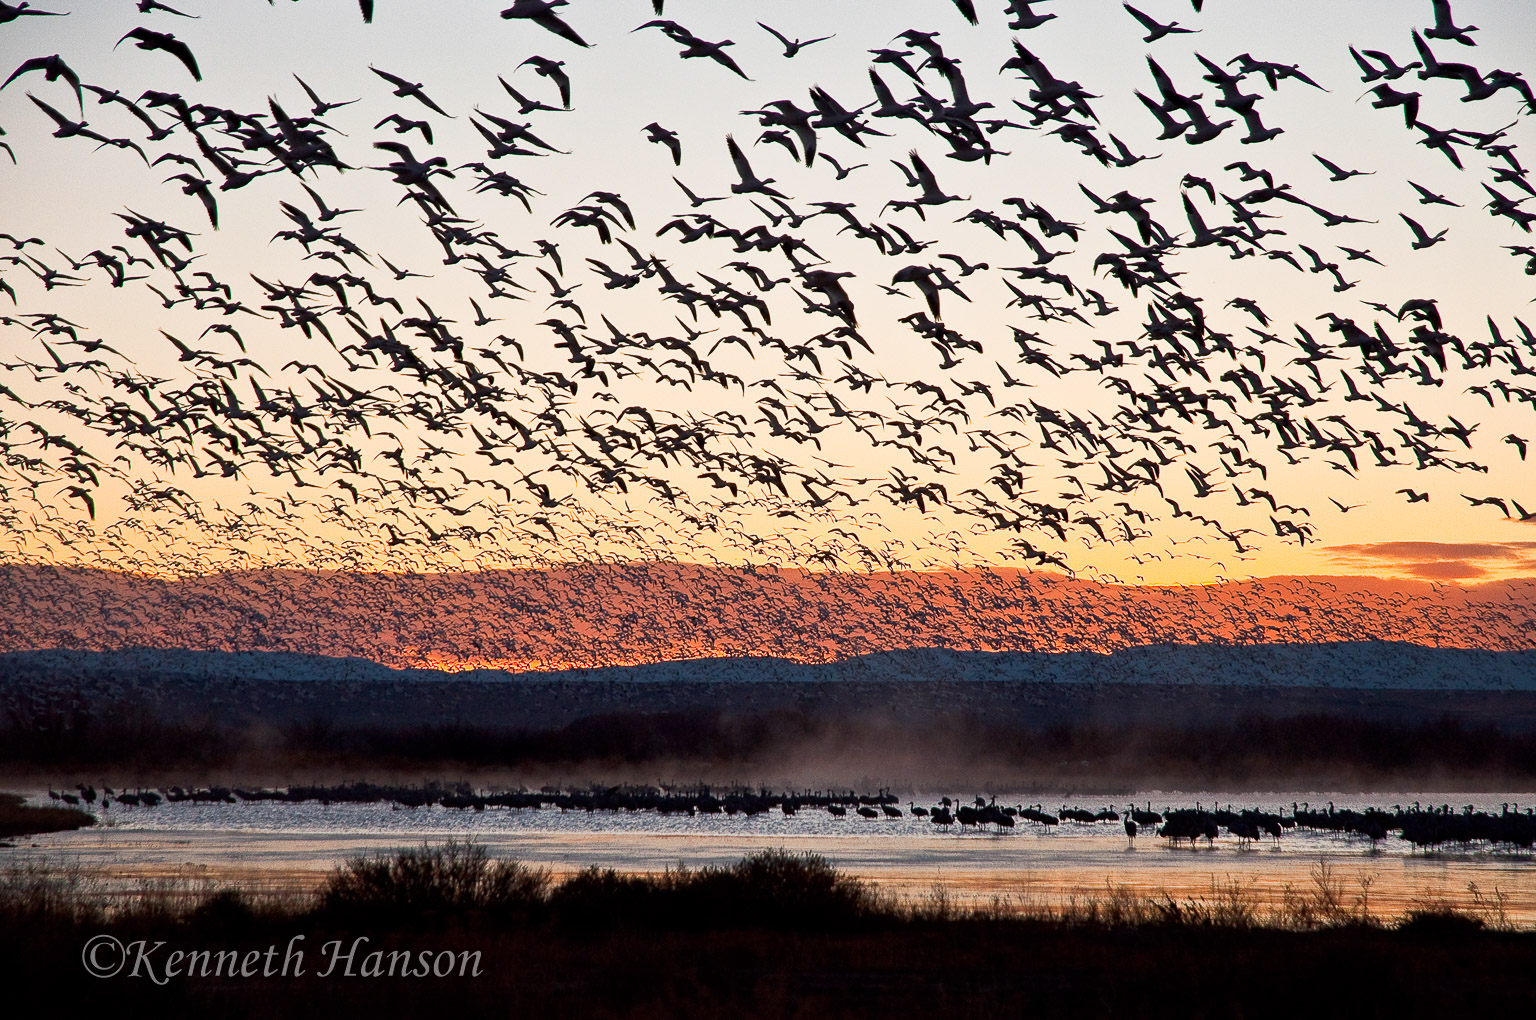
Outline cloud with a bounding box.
[1400,560,1487,580]
[1324,541,1536,580]
[1328,541,1536,561]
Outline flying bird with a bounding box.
[635,19,752,80]
[643,122,682,164]
[519,55,572,108]
[756,22,834,58]
[1313,154,1373,181]
[115,27,202,81]
[1123,3,1198,43]
[0,3,67,23]
[1425,0,1477,46]
[369,66,452,116]
[500,0,589,47]
[166,172,218,227]
[2,54,82,110]
[1400,213,1447,249]
[294,74,359,116]
[725,134,784,197]
[136,0,198,15]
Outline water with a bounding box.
[10,789,1536,921]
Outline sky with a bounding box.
[1,0,1534,586]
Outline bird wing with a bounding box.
[1146,55,1179,105]
[370,65,410,88]
[165,38,201,80]
[868,67,900,107]
[549,66,572,107]
[26,92,73,128]
[416,91,450,117]
[1182,193,1209,236]
[1122,4,1157,31]
[910,150,939,191]
[1348,46,1377,78]
[726,134,754,180]
[3,56,58,95]
[756,21,790,48]
[530,10,590,47]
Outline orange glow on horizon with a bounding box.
[2,562,1532,672]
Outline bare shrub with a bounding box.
[319,839,550,919]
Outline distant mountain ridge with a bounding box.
[5,642,1535,691]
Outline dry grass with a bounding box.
[2,843,1522,933]
[4,845,1533,1019]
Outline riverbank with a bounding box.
[2,845,1532,1018]
[0,792,94,842]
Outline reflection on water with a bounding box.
[10,790,1536,921]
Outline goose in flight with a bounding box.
[1406,180,1456,205]
[1349,46,1421,82]
[116,27,201,80]
[369,66,452,116]
[166,172,218,227]
[499,76,562,114]
[756,22,833,58]
[643,122,682,164]
[519,55,571,108]
[1365,84,1420,128]
[499,1,589,48]
[27,93,147,163]
[82,85,176,140]
[820,153,866,180]
[725,135,784,197]
[1424,0,1477,46]
[1400,213,1447,250]
[294,75,358,116]
[672,177,722,206]
[300,183,360,221]
[1004,0,1056,30]
[3,54,82,110]
[136,0,197,15]
[635,20,751,80]
[0,3,67,23]
[1123,3,1197,43]
[375,113,433,144]
[1314,154,1373,181]
[890,149,966,209]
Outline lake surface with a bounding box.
[10,789,1536,922]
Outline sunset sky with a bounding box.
[2,0,1534,589]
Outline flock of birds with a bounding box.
[45,780,1536,850]
[0,0,1532,585]
[4,562,1536,667]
